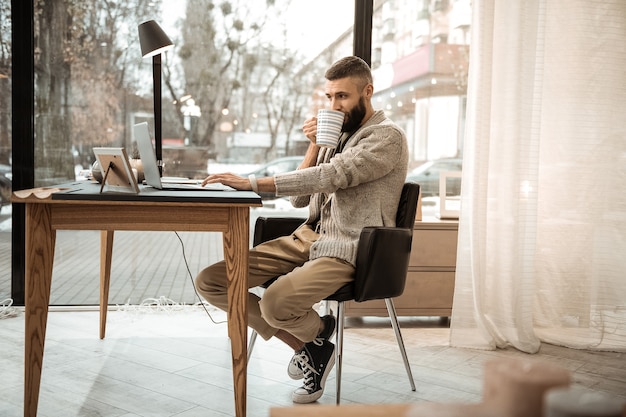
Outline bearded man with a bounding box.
[196,56,409,404]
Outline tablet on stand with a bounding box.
[93,147,140,194]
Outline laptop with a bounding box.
[133,122,233,191]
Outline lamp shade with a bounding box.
[138,20,173,58]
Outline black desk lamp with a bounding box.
[138,20,173,176]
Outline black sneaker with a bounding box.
[317,314,336,340]
[287,351,305,380]
[287,315,336,380]
[291,339,336,403]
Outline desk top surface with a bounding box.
[13,181,263,206]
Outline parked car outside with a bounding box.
[242,156,304,199]
[0,164,12,207]
[406,158,462,197]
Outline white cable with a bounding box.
[116,296,186,314]
[0,298,19,319]
[174,231,227,325]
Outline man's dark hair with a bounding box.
[325,56,373,89]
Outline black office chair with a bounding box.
[248,182,420,404]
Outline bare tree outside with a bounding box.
[258,48,327,160]
[155,0,326,165]
[33,0,160,184]
[27,0,337,183]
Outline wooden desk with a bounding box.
[12,182,262,417]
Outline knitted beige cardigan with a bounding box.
[274,110,409,266]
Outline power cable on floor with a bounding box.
[0,298,18,319]
[174,231,226,325]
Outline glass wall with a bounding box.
[30,0,355,306]
[5,0,471,306]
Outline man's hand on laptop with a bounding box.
[202,173,251,190]
[202,173,276,194]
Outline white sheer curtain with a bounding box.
[450,0,626,353]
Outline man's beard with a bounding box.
[342,96,366,133]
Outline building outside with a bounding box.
[302,0,471,169]
[214,0,472,169]
[371,0,471,168]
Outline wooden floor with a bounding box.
[1,203,625,415]
[1,307,625,417]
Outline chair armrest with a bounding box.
[354,227,413,302]
[253,217,307,246]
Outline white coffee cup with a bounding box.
[316,109,344,148]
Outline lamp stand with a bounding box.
[152,54,163,177]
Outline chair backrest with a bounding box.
[253,217,305,247]
[396,182,421,229]
[353,182,421,302]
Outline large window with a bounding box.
[5,0,471,306]
[15,0,355,306]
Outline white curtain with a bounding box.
[450,0,626,353]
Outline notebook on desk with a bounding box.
[133,122,233,191]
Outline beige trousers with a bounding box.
[194,224,355,342]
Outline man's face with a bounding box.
[324,77,369,133]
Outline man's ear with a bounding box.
[364,83,374,99]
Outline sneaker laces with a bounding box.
[293,350,320,391]
[290,338,323,378]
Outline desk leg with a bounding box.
[223,207,249,417]
[99,230,114,339]
[24,204,56,417]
